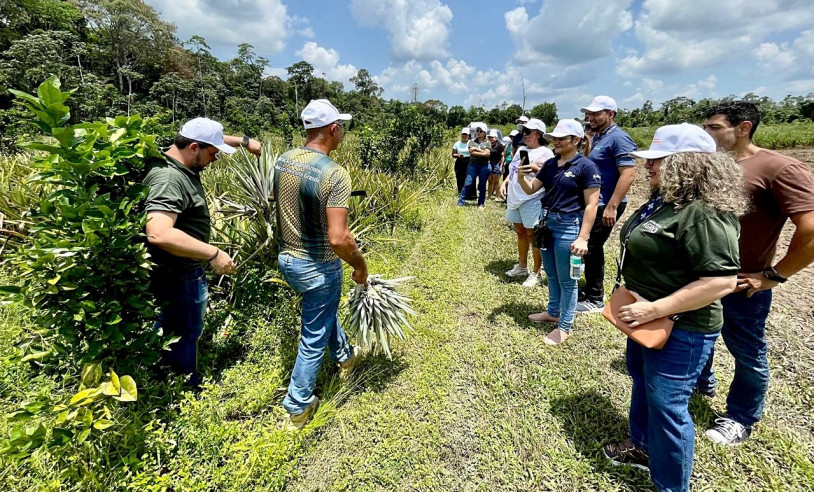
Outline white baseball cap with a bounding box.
[502,136,511,144]
[488,129,499,138]
[545,119,585,139]
[630,123,716,160]
[471,122,488,133]
[515,115,529,123]
[301,99,351,129]
[520,118,547,134]
[460,127,470,134]
[179,118,236,154]
[509,129,519,137]
[580,95,618,113]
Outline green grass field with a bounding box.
[626,121,814,150]
[1,131,813,490]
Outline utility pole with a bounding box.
[521,74,526,114]
[411,82,419,103]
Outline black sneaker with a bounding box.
[603,439,650,471]
[692,385,717,398]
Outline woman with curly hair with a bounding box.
[602,123,749,492]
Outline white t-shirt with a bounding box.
[506,145,554,210]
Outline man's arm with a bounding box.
[326,207,368,284]
[739,210,814,296]
[603,166,635,226]
[146,211,235,275]
[223,135,261,156]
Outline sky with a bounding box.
[143,0,814,118]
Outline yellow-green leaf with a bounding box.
[70,387,101,406]
[113,375,137,402]
[109,369,120,393]
[81,361,102,388]
[93,419,114,430]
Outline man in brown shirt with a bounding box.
[698,101,814,445]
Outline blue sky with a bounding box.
[144,0,814,118]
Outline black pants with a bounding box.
[581,202,627,302]
[454,157,476,199]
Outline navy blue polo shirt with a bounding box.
[587,124,636,205]
[535,154,601,214]
[512,132,524,150]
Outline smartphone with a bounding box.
[519,149,529,166]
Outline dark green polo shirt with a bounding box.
[620,200,740,333]
[143,152,210,270]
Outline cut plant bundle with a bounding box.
[344,275,416,360]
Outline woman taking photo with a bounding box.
[518,119,600,344]
[451,127,471,195]
[459,122,492,209]
[601,123,747,492]
[500,119,554,287]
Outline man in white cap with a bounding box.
[696,101,814,446]
[578,95,637,313]
[273,99,366,429]
[144,117,261,386]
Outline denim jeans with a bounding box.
[540,211,581,332]
[278,254,353,414]
[581,202,627,303]
[627,329,719,492]
[151,266,208,386]
[458,163,491,207]
[696,289,772,427]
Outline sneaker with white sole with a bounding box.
[705,416,751,446]
[505,264,529,277]
[522,272,540,287]
[603,439,650,471]
[575,299,605,313]
[287,396,320,430]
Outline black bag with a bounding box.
[532,209,551,250]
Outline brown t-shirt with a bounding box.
[739,149,814,272]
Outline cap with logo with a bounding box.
[179,117,237,154]
[301,99,352,129]
[544,119,585,139]
[580,95,618,113]
[519,118,547,133]
[630,123,716,160]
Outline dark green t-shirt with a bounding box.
[468,139,490,165]
[620,200,740,333]
[142,152,210,270]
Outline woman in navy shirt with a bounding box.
[518,119,601,345]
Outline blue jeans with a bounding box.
[458,163,490,207]
[696,289,772,427]
[540,211,581,332]
[278,254,353,414]
[151,266,208,386]
[628,329,719,492]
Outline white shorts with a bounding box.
[505,198,542,229]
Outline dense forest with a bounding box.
[2,0,814,151]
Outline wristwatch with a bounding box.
[762,266,787,283]
[241,135,250,148]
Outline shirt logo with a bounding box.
[641,220,662,233]
[564,171,576,178]
[592,174,601,180]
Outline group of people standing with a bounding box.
[451,96,814,492]
[141,92,813,492]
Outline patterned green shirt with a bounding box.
[273,147,351,262]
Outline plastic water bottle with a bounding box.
[569,254,583,280]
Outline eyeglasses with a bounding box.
[476,129,486,133]
[522,128,533,135]
[198,144,220,161]
[334,121,344,130]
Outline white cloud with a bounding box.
[617,0,814,77]
[753,29,814,81]
[505,1,633,66]
[349,0,453,61]
[144,0,291,56]
[296,42,358,86]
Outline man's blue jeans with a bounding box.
[540,211,581,332]
[696,289,772,427]
[152,266,208,386]
[627,329,719,492]
[458,163,490,207]
[278,254,354,414]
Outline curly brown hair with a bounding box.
[658,151,749,215]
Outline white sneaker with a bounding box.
[505,264,529,277]
[705,417,751,446]
[522,272,540,287]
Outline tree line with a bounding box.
[2,0,813,151]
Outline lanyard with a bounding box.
[615,196,664,289]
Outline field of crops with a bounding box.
[626,121,814,150]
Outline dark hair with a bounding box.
[705,101,761,140]
[174,134,212,150]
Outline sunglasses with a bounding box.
[522,128,533,135]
